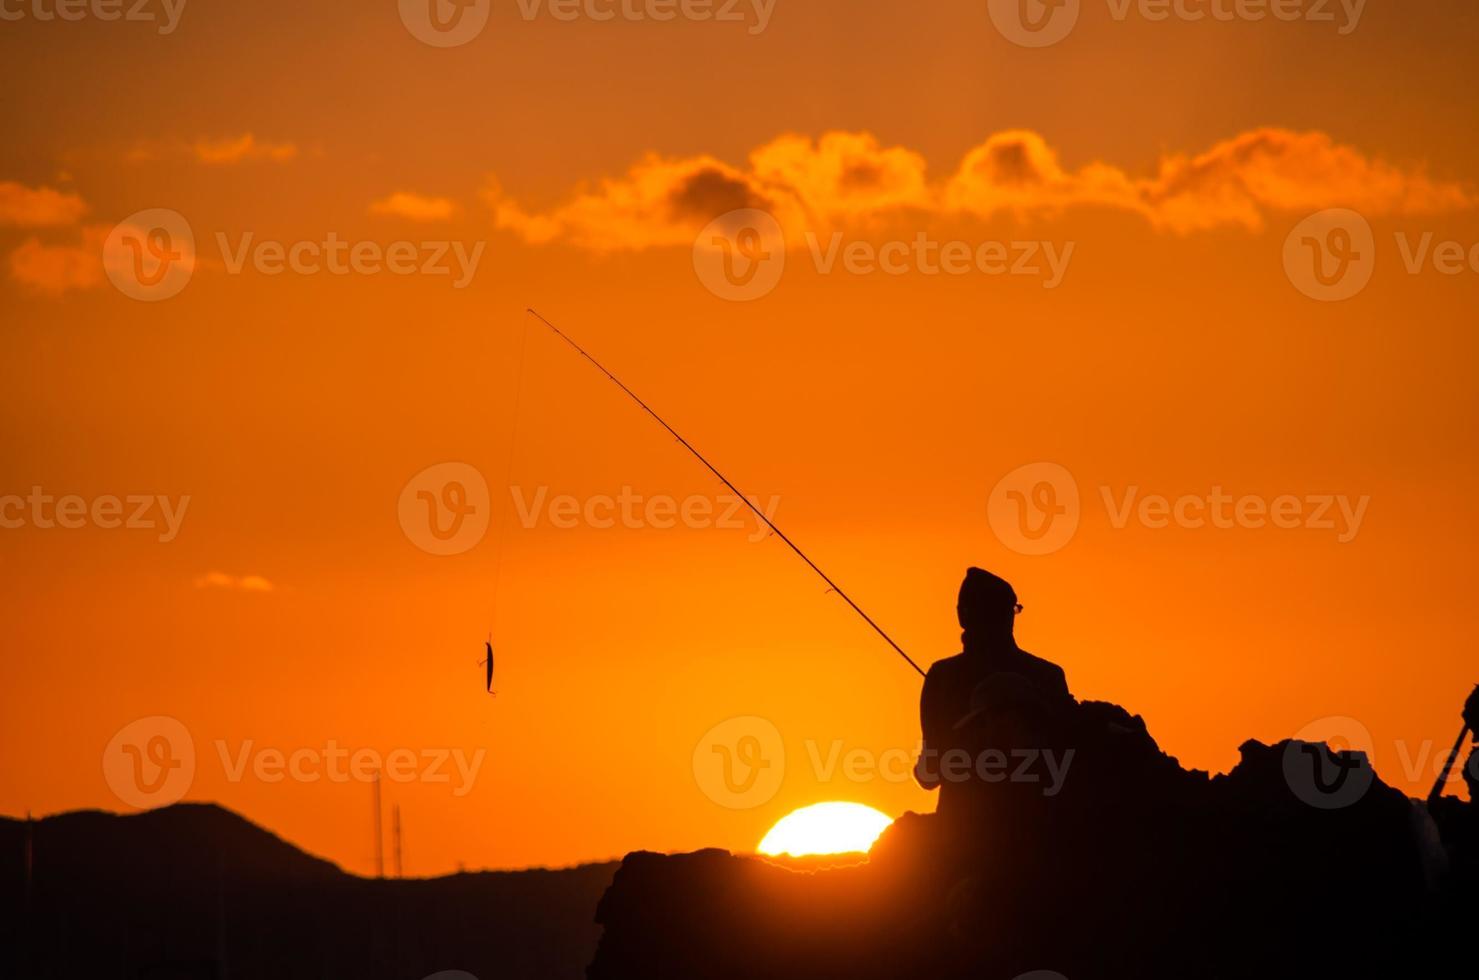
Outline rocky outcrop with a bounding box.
[589,700,1469,979]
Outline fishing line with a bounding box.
[484,316,533,693]
[526,308,924,678]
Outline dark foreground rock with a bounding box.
[590,701,1473,979]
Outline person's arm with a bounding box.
[1052,665,1072,702]
[915,668,942,790]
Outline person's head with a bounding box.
[957,568,1019,640]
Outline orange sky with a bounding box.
[3,1,1478,875]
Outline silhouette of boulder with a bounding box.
[589,699,1465,979]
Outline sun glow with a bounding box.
[757,802,894,858]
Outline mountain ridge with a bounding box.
[0,802,618,980]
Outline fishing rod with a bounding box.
[1426,683,1476,805]
[526,308,925,678]
[1429,724,1470,805]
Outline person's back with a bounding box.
[915,569,1073,812]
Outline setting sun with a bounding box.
[757,803,894,858]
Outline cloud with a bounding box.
[484,128,1474,248]
[1130,129,1475,232]
[485,155,771,250]
[8,225,107,293]
[370,192,457,222]
[0,181,88,227]
[194,571,275,593]
[8,212,206,294]
[193,134,298,165]
[942,130,1142,222]
[483,132,932,250]
[750,131,933,221]
[120,134,300,165]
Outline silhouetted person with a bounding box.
[915,569,1072,817]
[1430,684,1479,898]
[1465,685,1479,800]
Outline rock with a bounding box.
[588,699,1468,979]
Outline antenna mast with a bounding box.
[372,772,384,879]
[392,805,404,879]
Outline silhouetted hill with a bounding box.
[0,804,616,980]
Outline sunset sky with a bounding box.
[3,1,1478,876]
